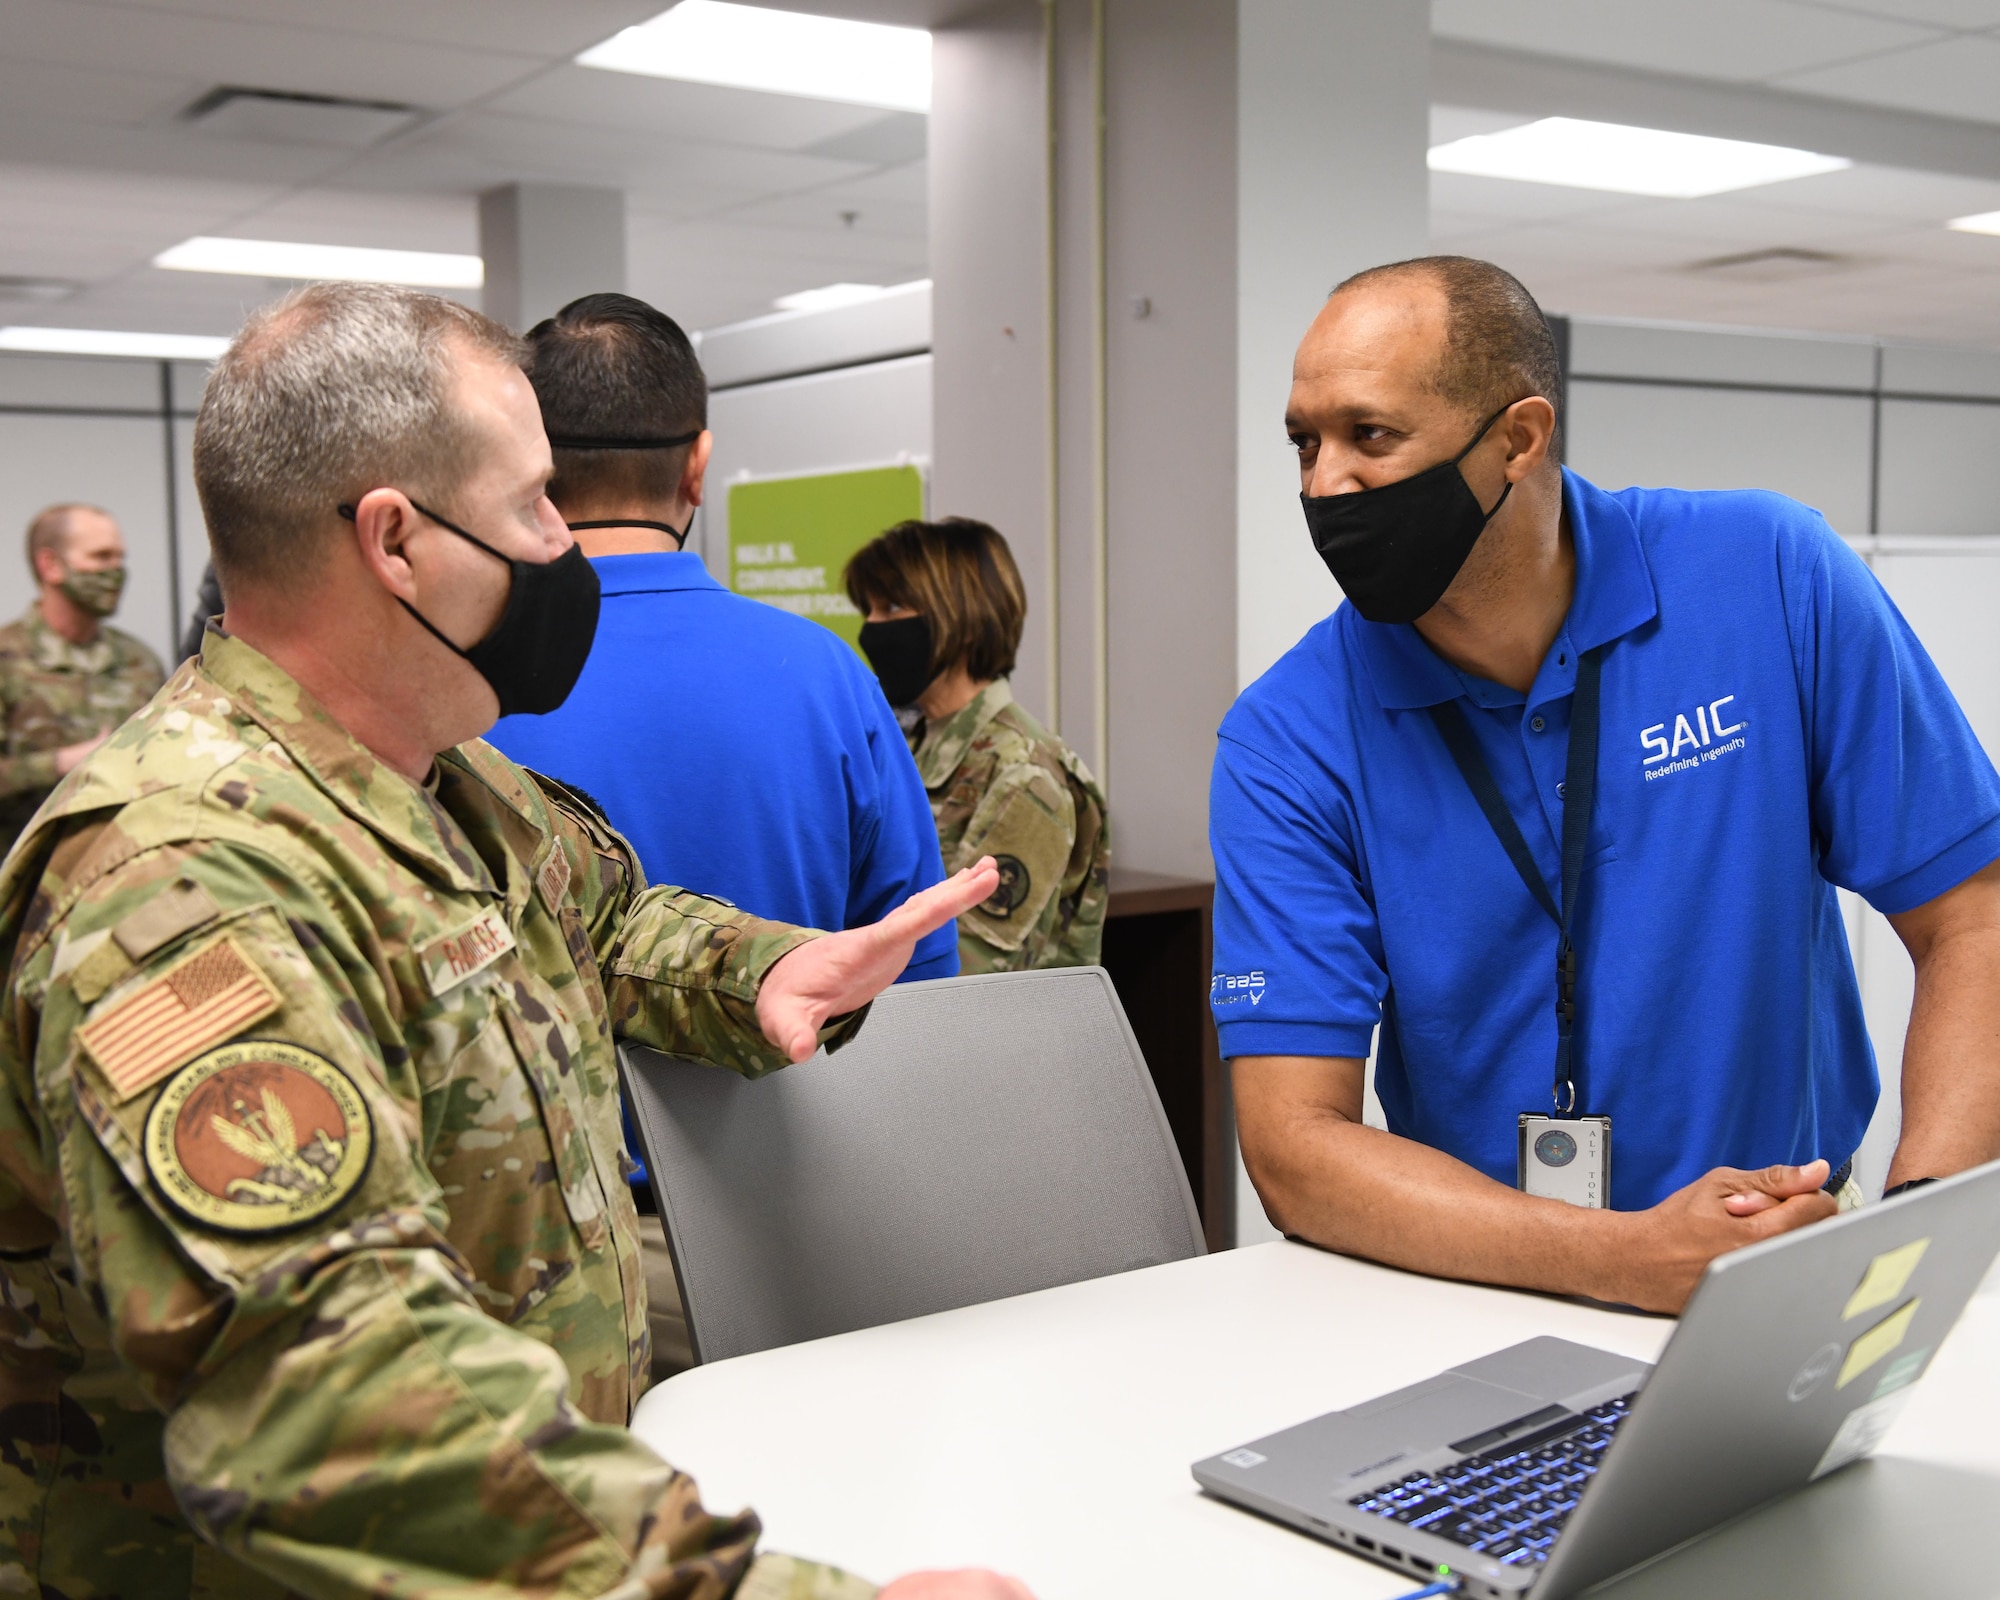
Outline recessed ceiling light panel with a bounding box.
[1428,117,1850,198]
[579,1,931,113]
[154,237,484,288]
[773,282,889,313]
[0,326,231,360]
[1947,210,2000,236]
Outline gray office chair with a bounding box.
[618,966,1205,1364]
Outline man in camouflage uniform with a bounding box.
[0,504,165,852]
[0,283,1027,1600]
[915,680,1109,974]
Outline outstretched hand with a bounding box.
[755,857,1001,1062]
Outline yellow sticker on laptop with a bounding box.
[1838,1298,1920,1391]
[1843,1237,1929,1321]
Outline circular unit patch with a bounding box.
[982,853,1031,916]
[143,1042,372,1235]
[1533,1129,1578,1168]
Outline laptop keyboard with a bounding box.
[1347,1395,1634,1568]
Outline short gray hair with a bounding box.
[24,503,108,577]
[192,283,528,587]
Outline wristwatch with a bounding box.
[1882,1177,1939,1199]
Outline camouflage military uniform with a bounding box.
[914,679,1108,974]
[0,629,875,1600]
[0,604,165,854]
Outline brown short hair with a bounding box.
[193,282,528,588]
[1334,255,1562,432]
[844,517,1026,682]
[24,503,106,577]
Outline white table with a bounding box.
[633,1242,2000,1598]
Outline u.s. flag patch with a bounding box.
[78,936,282,1103]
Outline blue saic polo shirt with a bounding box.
[491,550,955,980]
[1210,469,2000,1210]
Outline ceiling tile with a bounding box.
[88,0,664,58]
[1430,106,1537,145]
[222,188,479,253]
[485,67,897,153]
[1777,33,2000,123]
[1427,170,1650,223]
[0,108,345,184]
[0,56,194,128]
[348,112,870,210]
[1569,193,1908,248]
[0,0,542,107]
[1430,0,1940,83]
[1735,162,2000,221]
[722,187,926,239]
[1791,0,2000,27]
[820,160,929,205]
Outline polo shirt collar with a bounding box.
[591,549,725,596]
[1357,467,1658,711]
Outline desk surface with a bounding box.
[633,1242,2000,1599]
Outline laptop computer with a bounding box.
[1192,1158,2000,1599]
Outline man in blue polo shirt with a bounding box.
[488,294,954,1371]
[490,294,953,977]
[1213,256,2000,1313]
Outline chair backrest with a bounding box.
[619,966,1205,1364]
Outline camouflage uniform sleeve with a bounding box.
[20,841,774,1599]
[738,1553,879,1600]
[531,765,648,970]
[0,746,59,801]
[605,888,867,1080]
[0,647,56,798]
[950,759,1078,974]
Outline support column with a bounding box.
[929,3,1057,723]
[930,0,1431,1244]
[478,183,627,332]
[1235,0,1431,687]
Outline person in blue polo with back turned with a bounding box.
[488,293,954,1373]
[1214,255,2000,1315]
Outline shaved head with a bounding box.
[1331,256,1561,434]
[25,503,111,575]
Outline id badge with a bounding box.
[1518,1114,1611,1208]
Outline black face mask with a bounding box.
[858,615,936,708]
[1300,399,1524,625]
[339,498,601,718]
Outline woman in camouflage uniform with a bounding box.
[846,519,1108,973]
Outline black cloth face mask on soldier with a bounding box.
[338,497,601,718]
[1300,398,1528,625]
[858,615,936,708]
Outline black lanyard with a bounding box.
[1427,645,1605,1113]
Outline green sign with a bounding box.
[727,463,925,653]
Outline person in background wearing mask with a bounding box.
[485,294,958,1375]
[845,518,1109,972]
[0,281,1026,1600]
[0,502,164,852]
[1215,255,2000,1316]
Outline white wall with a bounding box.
[697,354,934,572]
